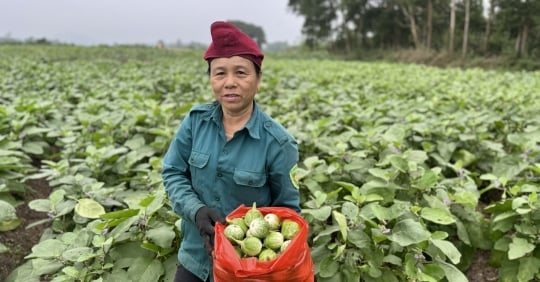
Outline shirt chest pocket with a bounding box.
[233,169,267,188]
[188,151,210,169]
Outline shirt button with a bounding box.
[215,197,220,201]
[217,173,223,177]
[248,180,253,185]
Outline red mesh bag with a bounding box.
[213,205,314,282]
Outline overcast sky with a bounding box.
[1,0,305,46]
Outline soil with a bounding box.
[0,178,52,282]
[0,178,500,282]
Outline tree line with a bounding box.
[287,0,540,59]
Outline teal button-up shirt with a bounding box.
[162,101,300,281]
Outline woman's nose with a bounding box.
[224,75,237,88]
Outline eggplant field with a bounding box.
[1,45,540,282]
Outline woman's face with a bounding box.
[209,56,261,114]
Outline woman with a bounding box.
[161,21,301,282]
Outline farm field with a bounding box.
[0,45,539,282]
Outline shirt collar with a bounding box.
[207,101,261,140]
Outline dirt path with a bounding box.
[0,178,52,281]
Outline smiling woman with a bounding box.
[161,21,302,282]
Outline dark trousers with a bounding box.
[174,263,209,282]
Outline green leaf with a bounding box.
[415,169,438,190]
[420,207,455,225]
[517,256,540,282]
[127,256,164,282]
[62,247,94,262]
[388,219,431,246]
[0,218,21,231]
[430,239,461,264]
[436,259,468,282]
[22,141,46,155]
[389,155,408,172]
[302,206,332,221]
[75,198,105,219]
[146,225,176,249]
[62,266,79,278]
[341,201,359,221]
[0,200,18,221]
[28,199,51,212]
[25,239,66,259]
[348,230,371,249]
[333,211,348,241]
[508,237,535,260]
[100,208,139,219]
[319,256,340,278]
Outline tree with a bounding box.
[288,0,337,48]
[426,0,433,50]
[482,0,495,53]
[449,0,456,54]
[398,0,422,49]
[462,0,470,58]
[495,0,540,58]
[227,20,266,47]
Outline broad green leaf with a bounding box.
[302,206,332,221]
[62,266,79,278]
[0,200,17,221]
[30,258,65,276]
[348,230,371,249]
[319,256,340,278]
[382,255,402,266]
[146,225,176,248]
[100,208,139,219]
[383,125,405,144]
[0,218,21,231]
[341,201,359,221]
[127,256,164,282]
[388,219,431,246]
[22,141,46,155]
[109,216,140,240]
[431,239,461,264]
[517,256,540,282]
[62,247,93,262]
[420,207,455,225]
[407,150,428,164]
[494,237,511,251]
[49,189,66,206]
[55,200,76,217]
[368,168,390,181]
[332,211,348,241]
[435,259,468,282]
[75,198,105,219]
[25,239,66,259]
[508,237,535,260]
[28,199,51,212]
[415,169,438,190]
[389,155,408,172]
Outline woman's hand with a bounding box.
[195,206,225,257]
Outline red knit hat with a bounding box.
[204,21,264,67]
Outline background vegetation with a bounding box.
[0,45,539,282]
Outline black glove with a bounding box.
[195,206,225,257]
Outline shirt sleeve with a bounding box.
[161,114,205,223]
[267,138,301,213]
